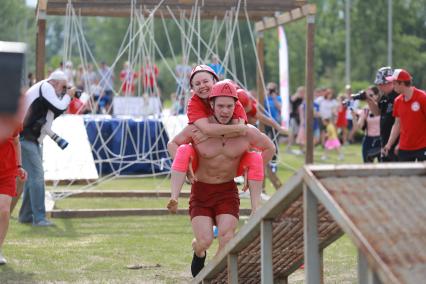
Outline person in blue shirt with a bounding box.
[263,82,282,189]
[208,55,225,80]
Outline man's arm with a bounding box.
[257,112,288,135]
[167,125,194,159]
[193,117,247,137]
[352,109,365,130]
[383,118,400,155]
[41,83,71,115]
[365,91,380,116]
[272,94,282,111]
[13,135,27,181]
[247,126,276,166]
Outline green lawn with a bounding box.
[3,144,363,283]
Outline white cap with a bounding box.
[48,70,67,81]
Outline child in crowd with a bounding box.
[322,118,344,161]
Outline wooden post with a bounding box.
[36,1,47,82]
[358,249,368,284]
[227,254,239,284]
[256,32,265,133]
[305,14,315,164]
[304,184,320,284]
[261,219,274,283]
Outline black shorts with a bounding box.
[398,147,426,162]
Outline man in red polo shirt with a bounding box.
[383,69,426,161]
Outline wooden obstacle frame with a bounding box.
[192,163,426,284]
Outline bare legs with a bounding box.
[191,214,238,258]
[0,195,12,249]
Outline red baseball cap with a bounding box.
[385,69,412,82]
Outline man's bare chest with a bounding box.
[195,137,248,159]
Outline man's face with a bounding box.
[191,72,215,99]
[377,82,393,95]
[392,81,404,94]
[211,96,235,124]
[50,80,68,96]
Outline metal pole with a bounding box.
[345,0,351,86]
[388,0,393,66]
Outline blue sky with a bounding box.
[26,0,37,7]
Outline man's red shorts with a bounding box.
[0,175,17,197]
[189,180,240,221]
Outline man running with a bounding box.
[167,80,275,277]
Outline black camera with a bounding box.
[342,99,351,107]
[62,87,82,99]
[351,86,379,101]
[49,132,69,150]
[75,89,82,99]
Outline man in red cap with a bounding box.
[383,69,426,161]
[167,80,275,277]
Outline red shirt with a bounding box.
[393,87,426,150]
[67,98,84,114]
[187,94,247,124]
[0,128,20,179]
[237,90,257,118]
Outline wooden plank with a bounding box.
[256,32,265,133]
[50,208,251,218]
[261,220,273,284]
[254,4,317,32]
[302,167,400,284]
[35,18,46,81]
[227,254,238,284]
[50,190,191,198]
[358,249,368,284]
[304,184,320,284]
[304,13,315,164]
[306,163,426,179]
[45,0,307,18]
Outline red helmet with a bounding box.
[209,80,238,101]
[236,88,250,106]
[189,65,219,86]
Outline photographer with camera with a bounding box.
[383,69,426,161]
[350,86,382,162]
[18,70,76,227]
[365,67,399,161]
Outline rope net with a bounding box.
[49,0,291,201]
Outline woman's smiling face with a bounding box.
[191,72,215,100]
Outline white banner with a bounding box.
[278,25,290,129]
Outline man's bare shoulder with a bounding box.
[246,124,263,137]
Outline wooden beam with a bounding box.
[44,0,307,19]
[306,163,426,179]
[261,219,274,284]
[302,167,399,284]
[358,248,368,284]
[49,208,252,218]
[36,0,47,81]
[304,13,315,164]
[227,254,239,284]
[255,4,316,32]
[304,184,320,284]
[50,190,191,198]
[256,32,265,133]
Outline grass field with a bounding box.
[2,144,363,283]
